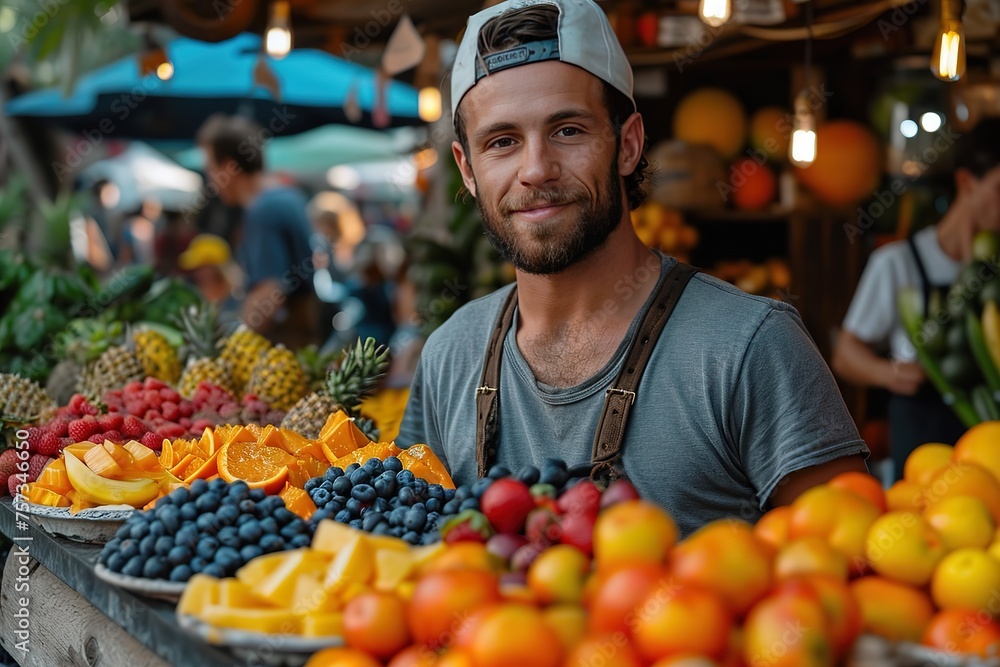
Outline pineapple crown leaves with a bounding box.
[324,337,390,414]
[175,303,225,361]
[53,318,125,365]
[296,344,340,391]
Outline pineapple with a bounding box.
[46,359,82,406]
[79,345,145,400]
[176,305,236,398]
[247,345,309,412]
[296,345,340,392]
[53,318,125,394]
[219,325,272,395]
[133,328,181,385]
[281,338,389,438]
[0,373,57,425]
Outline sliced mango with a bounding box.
[178,574,221,617]
[374,549,416,592]
[289,572,340,614]
[312,520,359,555]
[220,579,272,609]
[200,606,299,635]
[323,534,373,595]
[64,452,160,508]
[300,612,344,638]
[237,551,295,588]
[83,445,124,479]
[252,549,331,608]
[123,441,162,474]
[34,459,72,495]
[25,484,70,507]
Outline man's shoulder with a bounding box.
[420,284,516,362]
[249,186,308,215]
[683,270,800,325]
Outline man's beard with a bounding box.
[475,158,624,275]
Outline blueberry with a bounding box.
[106,552,126,573]
[179,503,199,522]
[426,484,445,501]
[240,545,264,562]
[279,523,303,541]
[130,521,149,540]
[454,486,471,502]
[327,499,345,514]
[390,506,408,526]
[201,563,226,578]
[143,556,168,580]
[349,519,363,529]
[402,531,421,545]
[209,478,228,494]
[426,497,442,513]
[122,556,144,577]
[228,480,250,500]
[114,523,130,540]
[139,535,156,557]
[334,509,352,524]
[167,545,193,566]
[363,458,384,475]
[190,556,207,573]
[539,466,568,488]
[238,521,263,544]
[459,498,479,511]
[216,504,240,527]
[421,532,439,545]
[217,526,241,548]
[103,537,122,559]
[189,479,208,496]
[346,498,362,517]
[325,467,345,481]
[175,525,199,549]
[312,508,332,523]
[169,564,192,583]
[362,512,383,532]
[396,470,415,486]
[307,488,330,508]
[488,464,511,480]
[372,497,390,513]
[374,473,397,498]
[195,492,220,513]
[543,458,567,471]
[443,488,456,501]
[383,456,403,473]
[304,478,321,493]
[196,536,219,560]
[259,517,279,534]
[195,513,218,533]
[351,484,377,504]
[398,487,416,506]
[349,468,371,486]
[290,534,312,549]
[155,535,174,556]
[405,505,427,532]
[169,487,190,504]
[249,488,267,502]
[238,498,256,514]
[426,511,441,529]
[441,499,459,515]
[471,478,493,498]
[259,496,284,515]
[413,478,429,497]
[331,476,352,497]
[516,466,540,485]
[214,546,241,571]
[273,507,296,526]
[118,539,139,560]
[259,534,285,553]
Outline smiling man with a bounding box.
[397,0,869,536]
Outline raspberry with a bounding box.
[161,402,180,422]
[140,432,163,450]
[88,433,106,444]
[50,419,70,438]
[98,414,124,432]
[81,400,99,416]
[68,394,87,415]
[179,417,193,430]
[23,428,42,453]
[124,381,144,395]
[125,400,147,416]
[159,388,181,403]
[191,418,216,432]
[242,393,259,403]
[102,430,123,443]
[160,423,187,438]
[143,409,161,422]
[8,475,22,497]
[0,449,19,480]
[27,454,52,482]
[143,390,164,409]
[36,431,60,457]
[143,377,168,391]
[121,416,146,438]
[68,416,99,442]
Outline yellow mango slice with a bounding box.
[123,441,162,474]
[300,612,344,638]
[200,606,299,635]
[84,444,124,479]
[34,459,72,495]
[323,534,373,595]
[312,520,360,555]
[25,485,70,507]
[219,579,272,609]
[252,549,330,608]
[177,574,221,617]
[374,549,416,592]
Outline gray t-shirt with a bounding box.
[398,252,868,537]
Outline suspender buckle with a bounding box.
[605,387,636,406]
[476,385,497,395]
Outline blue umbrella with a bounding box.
[5,33,421,139]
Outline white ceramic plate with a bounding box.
[93,563,186,602]
[16,495,134,544]
[177,614,343,667]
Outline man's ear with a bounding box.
[956,167,978,198]
[452,140,477,197]
[618,112,645,177]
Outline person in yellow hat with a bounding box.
[178,234,244,328]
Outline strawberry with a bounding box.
[121,416,146,438]
[160,423,186,438]
[98,414,124,432]
[59,437,74,451]
[143,409,161,423]
[480,478,535,534]
[102,430,123,443]
[27,454,52,482]
[159,388,182,403]
[80,399,99,416]
[36,431,60,457]
[88,434,106,444]
[68,394,88,415]
[556,479,602,519]
[8,475,23,497]
[23,427,42,453]
[178,417,193,430]
[143,390,164,409]
[161,402,180,422]
[143,377,167,390]
[68,416,99,442]
[141,432,164,451]
[125,400,147,416]
[49,418,70,438]
[525,508,562,548]
[0,449,19,481]
[440,509,494,544]
[178,401,194,418]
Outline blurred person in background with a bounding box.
[116,199,162,266]
[833,117,1000,480]
[196,114,320,348]
[178,234,245,330]
[154,210,199,277]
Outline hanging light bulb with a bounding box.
[931,0,966,81]
[789,91,817,167]
[698,0,732,27]
[139,45,173,80]
[418,87,442,123]
[266,0,293,59]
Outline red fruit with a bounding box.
[143,409,161,423]
[27,455,52,482]
[23,427,42,453]
[141,432,163,450]
[559,512,596,556]
[480,479,535,535]
[178,402,194,418]
[511,543,544,572]
[179,417,193,430]
[0,449,19,480]
[87,434,106,444]
[441,510,494,544]
[121,416,146,438]
[80,400,99,416]
[143,377,167,391]
[160,423,187,438]
[159,388,181,403]
[59,437,74,451]
[36,432,60,457]
[526,508,563,548]
[143,390,164,409]
[68,394,87,414]
[98,414,124,432]
[161,402,180,422]
[557,480,602,519]
[49,419,70,438]
[102,430,123,443]
[123,381,144,395]
[191,418,216,432]
[600,479,641,509]
[486,533,529,562]
[68,417,98,442]
[8,475,22,497]
[124,400,147,416]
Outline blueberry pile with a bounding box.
[305,456,460,546]
[99,478,313,582]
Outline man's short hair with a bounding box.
[954,117,1000,178]
[196,113,265,173]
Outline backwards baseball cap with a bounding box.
[450,0,635,119]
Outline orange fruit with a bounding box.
[673,88,747,159]
[542,604,586,654]
[925,462,1000,523]
[422,542,502,575]
[730,158,776,211]
[408,569,501,649]
[828,471,887,513]
[742,587,832,667]
[750,106,791,161]
[436,650,474,667]
[217,440,295,494]
[865,511,945,586]
[670,519,772,616]
[788,485,880,576]
[304,647,381,667]
[593,500,677,572]
[387,645,438,667]
[886,479,925,512]
[924,495,996,550]
[466,604,563,667]
[753,506,790,555]
[588,562,669,636]
[630,585,732,662]
[651,658,720,667]
[781,575,861,660]
[774,537,849,581]
[794,120,882,207]
[849,576,934,643]
[321,418,372,463]
[527,544,590,606]
[565,635,642,667]
[953,421,1000,483]
[279,484,318,521]
[399,444,455,489]
[922,609,1000,657]
[343,591,410,660]
[904,443,954,486]
[931,548,1000,611]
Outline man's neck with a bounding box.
[231,172,268,208]
[936,197,974,263]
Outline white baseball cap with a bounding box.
[450,0,635,119]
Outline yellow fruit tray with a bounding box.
[94,563,186,602]
[176,613,343,667]
[850,634,1000,666]
[15,494,133,544]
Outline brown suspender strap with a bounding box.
[475,286,519,479]
[475,262,699,481]
[589,262,699,481]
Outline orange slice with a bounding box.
[332,441,402,470]
[279,483,317,520]
[318,411,350,443]
[183,451,220,483]
[169,453,196,478]
[217,440,296,495]
[288,455,330,488]
[200,428,220,456]
[258,424,286,450]
[158,440,175,469]
[320,419,370,463]
[399,445,454,489]
[279,429,318,456]
[222,425,258,446]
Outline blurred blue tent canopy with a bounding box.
[5,33,421,139]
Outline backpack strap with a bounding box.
[475,286,518,479]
